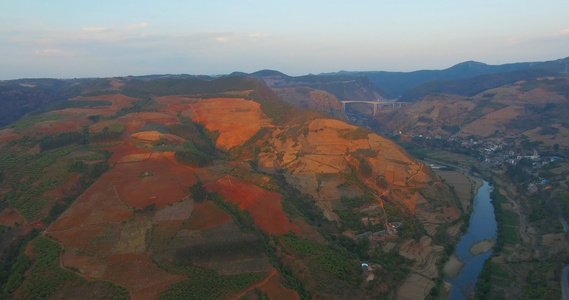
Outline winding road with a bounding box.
[561,216,569,300]
[563,266,569,300]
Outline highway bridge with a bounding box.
[339,100,411,116]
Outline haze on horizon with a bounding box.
[1,0,568,80]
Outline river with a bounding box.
[446,180,497,300]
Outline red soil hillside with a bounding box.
[205,176,298,235]
[192,97,272,150]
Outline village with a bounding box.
[401,133,564,194]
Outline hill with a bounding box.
[231,70,385,101]
[372,75,569,148]
[367,72,569,300]
[325,57,569,98]
[0,76,461,299]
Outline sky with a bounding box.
[1,0,568,79]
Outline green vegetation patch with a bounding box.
[174,150,215,168]
[8,113,64,131]
[113,98,164,118]
[279,233,327,258]
[277,232,361,296]
[157,265,266,300]
[350,148,376,158]
[311,252,360,281]
[522,262,561,300]
[41,100,112,113]
[40,131,86,152]
[338,127,371,140]
[475,261,513,299]
[169,122,219,167]
[18,236,79,298]
[209,192,255,232]
[340,194,376,210]
[371,249,411,285]
[3,147,80,221]
[169,122,217,150]
[502,226,518,245]
[0,229,40,297]
[134,123,170,134]
[89,123,125,144]
[12,236,130,300]
[1,145,109,222]
[501,210,519,227]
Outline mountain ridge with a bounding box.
[321,57,568,98]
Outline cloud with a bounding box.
[33,48,73,56]
[81,27,110,33]
[506,37,518,45]
[126,22,148,30]
[215,36,229,43]
[248,33,269,39]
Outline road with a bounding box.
[560,216,569,232]
[563,265,569,300]
[561,216,569,300]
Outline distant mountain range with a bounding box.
[229,70,385,101]
[2,56,568,128]
[322,57,569,99]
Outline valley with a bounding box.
[347,63,569,299]
[0,57,567,300]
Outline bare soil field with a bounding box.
[130,131,186,144]
[205,176,298,235]
[25,117,90,136]
[191,98,269,150]
[542,233,565,245]
[155,95,198,115]
[112,152,196,210]
[237,270,300,300]
[398,237,441,299]
[104,252,185,300]
[88,120,124,133]
[461,105,522,137]
[126,112,180,124]
[0,208,25,226]
[184,201,232,231]
[106,144,152,164]
[49,225,105,251]
[0,128,22,144]
[47,171,133,231]
[120,118,145,136]
[43,174,81,201]
[444,254,464,278]
[398,273,435,300]
[153,198,194,222]
[524,125,569,147]
[433,169,477,211]
[66,94,139,117]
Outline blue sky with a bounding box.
[1,1,568,79]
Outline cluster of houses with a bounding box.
[410,134,563,169]
[410,134,565,194]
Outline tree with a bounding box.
[189,179,208,203]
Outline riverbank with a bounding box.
[444,254,464,279]
[434,168,482,212]
[446,180,497,300]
